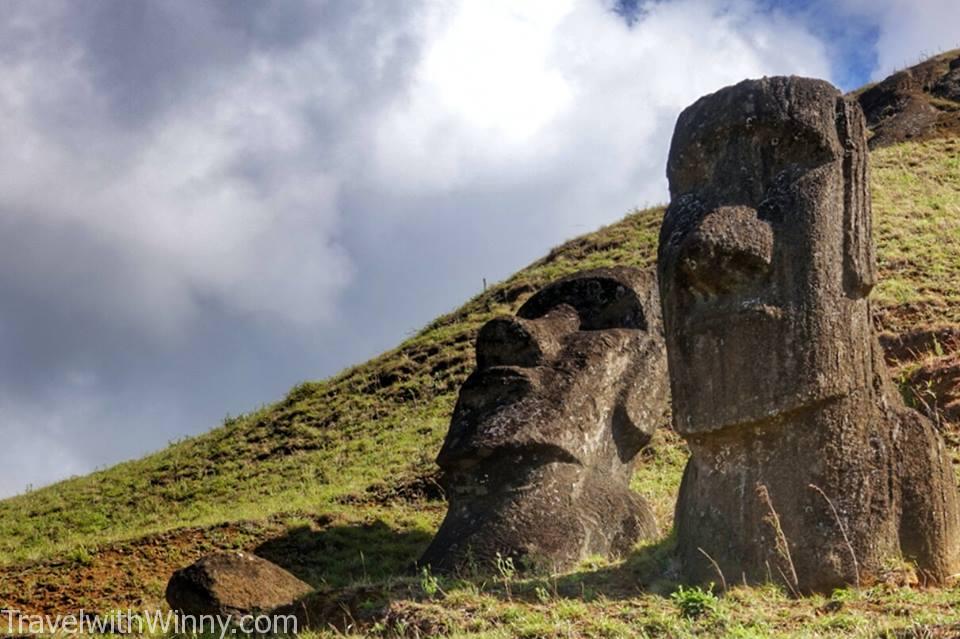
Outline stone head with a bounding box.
[437,266,668,481]
[658,76,878,434]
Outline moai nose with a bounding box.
[475,305,579,369]
[677,205,774,298]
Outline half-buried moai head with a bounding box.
[420,266,668,574]
[660,76,960,592]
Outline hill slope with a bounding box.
[2,57,960,636]
[857,49,960,149]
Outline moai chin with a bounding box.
[658,76,960,592]
[420,267,668,574]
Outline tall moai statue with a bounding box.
[421,267,669,574]
[658,76,960,592]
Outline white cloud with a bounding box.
[833,0,960,79]
[0,0,832,339]
[0,4,354,336]
[370,0,830,209]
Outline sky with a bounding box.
[1,0,958,498]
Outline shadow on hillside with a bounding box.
[501,535,683,603]
[255,519,432,589]
[271,533,685,633]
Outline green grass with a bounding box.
[287,574,960,638]
[873,137,960,331]
[2,137,960,637]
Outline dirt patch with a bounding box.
[903,352,960,425]
[878,325,960,367]
[368,471,446,505]
[0,520,281,616]
[886,623,960,639]
[336,471,446,507]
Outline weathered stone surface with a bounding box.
[420,267,668,573]
[659,76,960,593]
[165,551,312,617]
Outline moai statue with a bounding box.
[658,76,960,593]
[420,267,669,573]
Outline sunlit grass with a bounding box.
[873,137,960,330]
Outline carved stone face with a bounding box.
[437,267,667,480]
[421,266,667,572]
[658,77,878,434]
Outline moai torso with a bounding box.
[659,76,960,592]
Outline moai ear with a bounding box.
[836,95,877,299]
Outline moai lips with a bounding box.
[420,267,669,574]
[659,76,960,593]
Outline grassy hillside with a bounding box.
[856,48,960,149]
[1,134,959,636]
